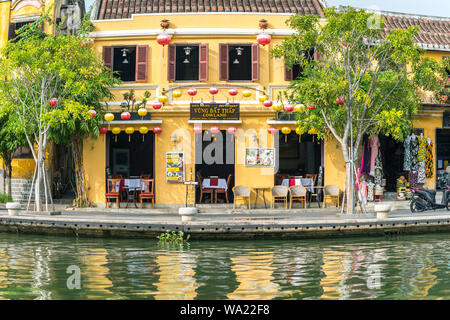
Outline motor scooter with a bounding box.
[410,184,450,212]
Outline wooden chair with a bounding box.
[306,174,318,186]
[140,174,152,179]
[215,174,232,203]
[105,179,121,208]
[271,186,289,209]
[197,173,214,203]
[232,186,251,209]
[323,185,340,208]
[111,174,124,179]
[139,179,155,208]
[289,186,307,209]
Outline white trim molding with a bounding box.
[109,120,163,125]
[267,120,297,125]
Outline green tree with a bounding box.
[0,15,120,211]
[272,7,446,214]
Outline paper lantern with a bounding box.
[158,95,169,104]
[242,90,252,98]
[111,127,121,142]
[193,126,203,134]
[138,108,147,117]
[295,127,304,142]
[228,89,238,96]
[153,102,162,110]
[187,88,197,96]
[156,33,171,46]
[263,100,273,108]
[88,109,97,118]
[272,103,283,112]
[258,95,268,103]
[209,87,219,95]
[172,90,182,98]
[121,112,131,121]
[309,128,318,135]
[336,97,344,105]
[153,126,162,134]
[104,113,114,122]
[210,126,220,134]
[307,105,316,110]
[99,127,108,135]
[227,127,237,135]
[281,127,291,143]
[295,104,306,113]
[284,104,294,112]
[257,33,271,46]
[139,126,149,141]
[268,127,278,135]
[125,127,134,142]
[48,98,58,107]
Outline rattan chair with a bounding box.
[289,186,307,209]
[271,186,289,209]
[232,186,251,209]
[323,185,340,208]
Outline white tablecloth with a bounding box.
[115,179,143,191]
[202,178,228,191]
[281,178,314,191]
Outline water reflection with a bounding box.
[0,233,449,300]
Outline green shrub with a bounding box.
[157,230,190,245]
[0,193,13,203]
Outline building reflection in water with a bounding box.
[319,249,351,300]
[227,251,280,300]
[82,248,118,299]
[154,251,198,300]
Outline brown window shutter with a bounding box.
[167,44,176,81]
[102,46,113,73]
[314,47,325,61]
[285,66,293,81]
[199,44,209,81]
[8,23,15,41]
[251,44,259,81]
[136,45,149,83]
[219,44,229,81]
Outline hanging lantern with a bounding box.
[309,128,318,135]
[88,109,97,118]
[227,127,237,135]
[258,95,268,103]
[228,89,238,96]
[125,127,134,142]
[121,111,131,121]
[158,95,169,104]
[104,112,114,122]
[99,126,108,135]
[172,90,182,98]
[242,90,252,98]
[156,33,171,46]
[295,104,306,113]
[210,126,220,134]
[272,103,283,112]
[307,105,316,110]
[112,127,121,142]
[281,127,291,143]
[48,98,58,107]
[257,33,271,46]
[138,108,147,118]
[139,126,149,142]
[268,127,278,135]
[295,127,304,142]
[209,87,219,95]
[193,126,203,134]
[187,88,197,96]
[153,102,162,110]
[263,100,273,108]
[284,104,294,113]
[336,96,345,105]
[153,126,162,134]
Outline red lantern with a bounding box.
[257,33,271,46]
[307,105,316,110]
[336,97,344,105]
[153,127,162,134]
[153,102,162,110]
[193,126,203,134]
[49,98,58,107]
[188,88,197,96]
[227,127,237,135]
[284,104,294,113]
[99,127,108,135]
[263,100,273,108]
[121,111,131,120]
[156,33,171,46]
[88,109,97,118]
[209,87,218,95]
[210,126,220,134]
[228,89,238,96]
[268,127,278,135]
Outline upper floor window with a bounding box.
[219,44,259,81]
[8,20,38,41]
[168,44,208,81]
[285,49,315,81]
[444,56,450,77]
[102,45,148,83]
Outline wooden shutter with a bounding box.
[199,44,209,81]
[8,23,15,41]
[102,46,113,73]
[219,44,229,81]
[167,44,176,81]
[285,66,293,81]
[136,45,149,83]
[251,43,259,81]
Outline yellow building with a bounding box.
[83,1,450,208]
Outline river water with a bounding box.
[0,232,449,300]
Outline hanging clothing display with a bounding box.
[410,134,419,171]
[374,152,383,186]
[418,162,426,184]
[403,135,411,171]
[425,139,434,178]
[369,134,380,176]
[362,135,371,174]
[409,171,418,188]
[418,136,427,163]
[367,182,375,202]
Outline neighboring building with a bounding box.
[83,1,450,207]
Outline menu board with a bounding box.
[245,148,275,167]
[166,152,184,183]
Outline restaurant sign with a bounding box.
[190,103,239,120]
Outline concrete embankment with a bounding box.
[0,208,450,240]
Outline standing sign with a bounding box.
[166,152,184,183]
[190,103,239,120]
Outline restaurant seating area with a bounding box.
[105,175,154,208]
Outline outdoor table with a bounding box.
[307,186,324,208]
[122,179,142,208]
[281,178,314,192]
[202,178,228,203]
[253,187,269,209]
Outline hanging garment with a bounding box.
[410,134,419,171]
[403,135,411,171]
[409,171,418,188]
[425,140,434,178]
[362,136,371,174]
[418,136,426,163]
[367,182,375,202]
[418,162,426,184]
[369,134,380,176]
[360,181,368,204]
[374,152,383,186]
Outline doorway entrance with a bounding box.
[436,128,450,189]
[195,130,235,203]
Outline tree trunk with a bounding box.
[5,161,12,197]
[72,136,89,207]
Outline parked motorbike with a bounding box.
[410,184,450,212]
